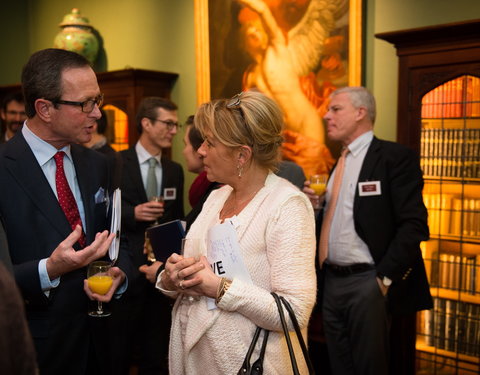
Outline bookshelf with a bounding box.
[376,19,480,374]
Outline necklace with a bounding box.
[220,186,263,221]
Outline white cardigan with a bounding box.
[164,173,316,374]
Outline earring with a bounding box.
[237,164,243,178]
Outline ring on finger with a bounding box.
[179,280,186,290]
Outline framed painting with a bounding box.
[194,0,363,176]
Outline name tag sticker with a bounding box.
[358,181,381,196]
[163,187,177,200]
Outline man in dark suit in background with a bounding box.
[305,86,432,375]
[111,97,184,374]
[0,91,26,143]
[0,48,129,375]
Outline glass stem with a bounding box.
[97,301,104,315]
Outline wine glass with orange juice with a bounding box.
[87,261,113,317]
[309,174,328,210]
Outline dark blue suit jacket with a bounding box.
[0,132,131,374]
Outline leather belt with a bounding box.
[325,263,375,276]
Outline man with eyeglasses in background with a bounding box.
[0,48,132,375]
[110,97,184,374]
[0,91,26,143]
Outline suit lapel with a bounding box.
[354,137,382,213]
[71,144,95,243]
[125,148,148,201]
[160,158,172,192]
[4,133,72,239]
[357,137,382,182]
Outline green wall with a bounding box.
[2,0,480,207]
[0,1,29,84]
[366,0,480,141]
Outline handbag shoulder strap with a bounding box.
[238,326,270,375]
[238,326,262,375]
[250,330,270,375]
[272,292,316,375]
[279,296,316,374]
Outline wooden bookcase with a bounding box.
[376,19,480,374]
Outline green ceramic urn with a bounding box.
[53,8,99,64]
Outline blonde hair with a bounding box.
[194,90,284,171]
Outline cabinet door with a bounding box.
[416,74,480,375]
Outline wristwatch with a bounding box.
[378,272,392,287]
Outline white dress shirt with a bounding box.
[326,130,375,266]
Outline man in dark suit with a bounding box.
[111,97,184,374]
[305,86,432,375]
[0,48,129,375]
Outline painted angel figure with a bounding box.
[236,0,348,177]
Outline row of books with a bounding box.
[421,75,480,118]
[424,193,480,238]
[420,128,480,178]
[418,297,480,357]
[427,253,479,294]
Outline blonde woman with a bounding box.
[157,90,316,374]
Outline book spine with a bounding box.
[444,299,456,351]
[433,297,446,350]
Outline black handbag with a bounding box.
[271,292,315,375]
[238,293,315,375]
[237,326,270,375]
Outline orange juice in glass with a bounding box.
[310,174,328,209]
[88,275,113,295]
[87,261,113,317]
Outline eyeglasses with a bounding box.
[53,94,104,113]
[150,118,181,131]
[226,92,247,122]
[226,92,243,109]
[226,92,254,145]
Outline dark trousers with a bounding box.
[322,268,390,375]
[107,283,172,375]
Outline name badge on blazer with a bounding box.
[358,181,381,196]
[163,187,177,200]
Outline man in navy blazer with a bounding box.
[109,97,184,374]
[305,86,432,375]
[0,48,129,375]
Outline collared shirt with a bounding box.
[326,130,375,266]
[135,141,163,196]
[22,123,87,292]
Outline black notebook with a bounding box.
[146,219,186,262]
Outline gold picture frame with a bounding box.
[194,0,363,105]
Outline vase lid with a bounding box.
[59,8,91,27]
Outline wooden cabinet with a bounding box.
[377,19,480,374]
[97,68,178,149]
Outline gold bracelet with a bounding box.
[216,277,232,304]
